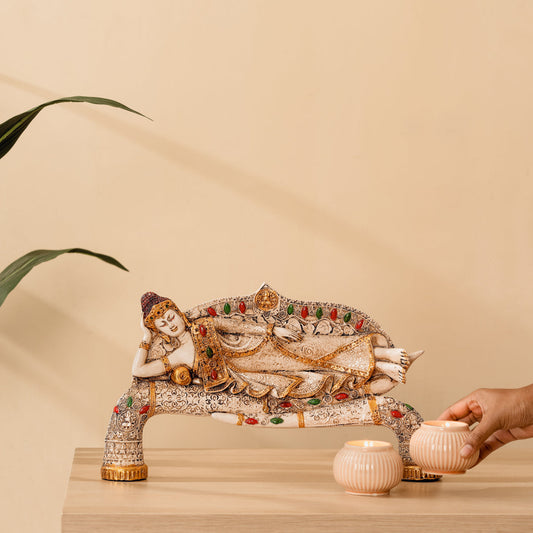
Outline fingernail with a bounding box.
[460,444,473,458]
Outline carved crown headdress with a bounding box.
[141,292,191,335]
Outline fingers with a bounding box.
[476,430,514,463]
[438,410,479,427]
[460,418,498,458]
[437,394,476,421]
[457,412,479,426]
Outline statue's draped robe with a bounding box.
[189,317,380,399]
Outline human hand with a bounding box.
[438,385,533,464]
[273,326,302,341]
[140,314,152,343]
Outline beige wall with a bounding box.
[1,1,533,531]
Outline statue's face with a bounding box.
[154,309,186,338]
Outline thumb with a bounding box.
[460,418,498,458]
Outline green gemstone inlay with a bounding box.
[270,417,284,424]
[307,398,321,405]
[224,302,231,314]
[287,304,294,315]
[343,312,352,323]
[316,307,323,319]
[206,346,214,358]
[405,403,414,411]
[127,396,133,408]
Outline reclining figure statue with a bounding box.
[102,284,437,482]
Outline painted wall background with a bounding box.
[1,1,532,531]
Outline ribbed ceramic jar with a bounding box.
[333,440,403,496]
[410,420,479,475]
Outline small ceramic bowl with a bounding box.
[409,420,479,475]
[333,440,403,496]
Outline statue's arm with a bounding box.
[213,317,265,336]
[213,317,302,340]
[132,349,166,377]
[131,314,166,378]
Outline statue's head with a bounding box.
[141,292,190,341]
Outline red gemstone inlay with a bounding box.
[113,405,119,414]
[199,324,207,337]
[245,417,258,425]
[139,405,150,414]
[391,410,403,419]
[355,319,364,330]
[301,306,309,319]
[207,307,217,317]
[335,393,348,400]
[330,308,338,320]
[211,370,218,380]
[239,301,246,313]
[280,401,292,408]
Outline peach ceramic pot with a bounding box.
[333,440,403,496]
[409,420,480,475]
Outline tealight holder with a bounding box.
[333,440,403,496]
[409,420,479,475]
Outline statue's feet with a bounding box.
[374,348,424,366]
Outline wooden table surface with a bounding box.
[62,447,533,532]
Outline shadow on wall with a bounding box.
[0,289,131,429]
[1,74,531,412]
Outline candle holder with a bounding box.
[333,440,403,496]
[409,420,479,475]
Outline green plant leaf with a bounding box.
[0,248,128,307]
[0,96,150,160]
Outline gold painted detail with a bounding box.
[190,320,375,400]
[223,358,306,399]
[101,464,148,482]
[297,411,305,428]
[237,413,245,426]
[263,397,270,413]
[364,384,381,425]
[216,328,374,385]
[254,288,279,311]
[402,465,441,481]
[191,318,230,391]
[161,355,173,374]
[271,334,375,379]
[148,381,156,417]
[171,365,192,386]
[220,332,375,380]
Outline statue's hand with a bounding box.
[140,314,152,343]
[273,326,303,341]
